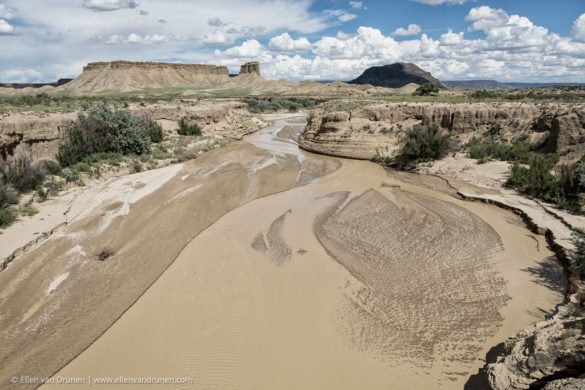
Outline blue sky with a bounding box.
[1,0,585,83]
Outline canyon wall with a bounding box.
[299,103,585,162]
[0,101,260,163]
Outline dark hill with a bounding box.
[350,63,447,89]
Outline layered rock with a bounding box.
[0,101,261,162]
[487,292,585,390]
[299,103,585,162]
[239,61,260,76]
[0,113,76,162]
[61,61,232,93]
[82,61,228,75]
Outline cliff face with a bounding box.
[0,113,76,162]
[82,61,228,75]
[299,103,585,162]
[239,61,260,76]
[62,61,232,93]
[0,101,260,163]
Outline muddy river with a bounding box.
[32,114,565,389]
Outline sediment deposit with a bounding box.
[300,102,585,162]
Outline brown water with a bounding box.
[44,114,564,389]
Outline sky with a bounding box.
[1,0,585,83]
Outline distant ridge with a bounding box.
[350,62,447,89]
[445,80,585,90]
[0,79,72,89]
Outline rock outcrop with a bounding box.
[0,101,261,162]
[61,61,232,93]
[543,378,585,389]
[350,62,447,89]
[239,61,260,76]
[299,103,585,162]
[0,113,76,162]
[487,292,585,390]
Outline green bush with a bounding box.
[143,117,164,143]
[413,83,439,96]
[246,98,320,113]
[570,230,585,278]
[21,204,38,217]
[40,160,62,176]
[399,123,451,162]
[467,138,532,163]
[0,156,47,194]
[505,154,580,207]
[177,118,202,136]
[0,208,16,228]
[58,106,151,167]
[470,90,499,100]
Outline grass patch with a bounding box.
[21,204,39,217]
[177,118,202,136]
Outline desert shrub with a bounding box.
[138,114,164,143]
[40,160,62,176]
[0,184,18,208]
[470,90,498,99]
[467,138,532,163]
[177,117,202,136]
[246,98,320,113]
[413,83,439,96]
[61,167,80,183]
[58,106,151,166]
[0,156,47,194]
[505,154,581,207]
[399,123,451,162]
[21,204,39,217]
[0,208,16,228]
[570,230,585,278]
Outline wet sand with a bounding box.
[40,114,565,389]
[0,115,337,389]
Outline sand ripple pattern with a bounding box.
[252,210,292,266]
[315,189,510,366]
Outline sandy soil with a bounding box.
[419,154,585,254]
[36,116,565,389]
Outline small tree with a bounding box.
[413,83,440,96]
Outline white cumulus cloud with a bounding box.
[0,18,15,35]
[391,24,422,36]
[268,32,312,52]
[83,0,140,12]
[411,0,469,5]
[572,14,585,43]
[216,39,263,58]
[0,4,15,19]
[349,1,365,10]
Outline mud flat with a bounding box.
[38,115,566,389]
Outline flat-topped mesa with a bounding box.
[239,61,260,76]
[82,61,229,75]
